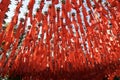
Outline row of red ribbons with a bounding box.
[0,0,120,80]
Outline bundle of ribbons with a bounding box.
[0,0,120,80]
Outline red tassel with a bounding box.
[0,0,120,79]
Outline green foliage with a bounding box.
[0,76,21,80]
[114,76,120,80]
[8,76,22,80]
